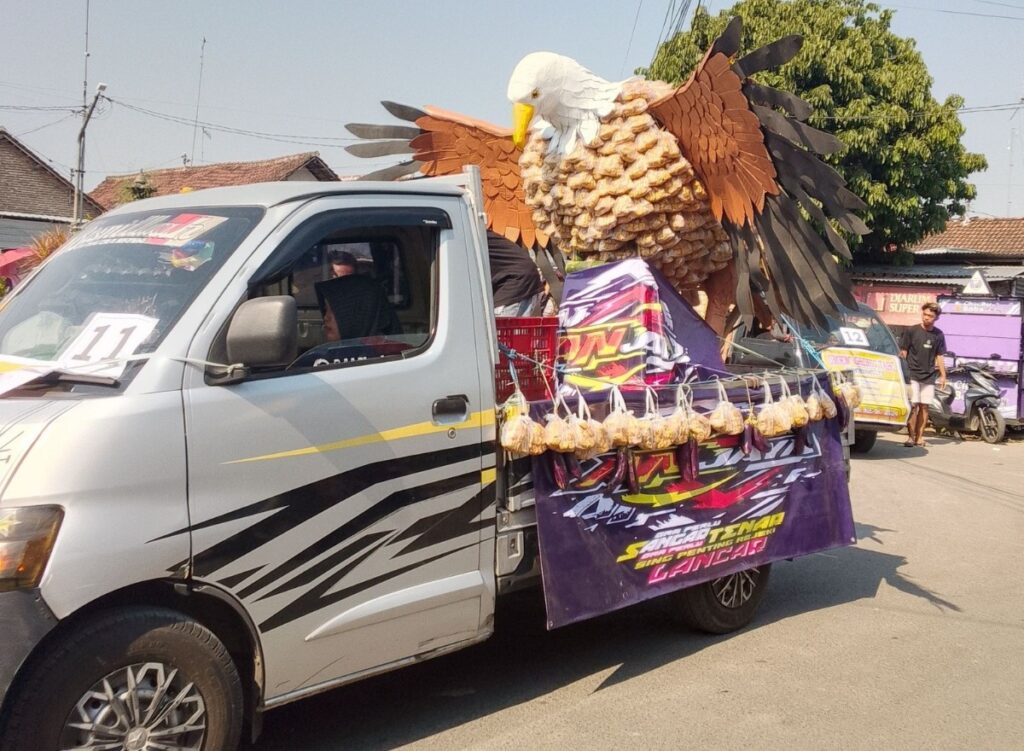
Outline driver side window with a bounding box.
[245,212,440,376]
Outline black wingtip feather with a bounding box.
[358,161,422,181]
[734,35,803,78]
[345,140,416,158]
[345,123,423,140]
[711,17,744,58]
[742,82,813,121]
[381,101,427,122]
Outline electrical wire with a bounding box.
[104,96,362,147]
[0,104,81,112]
[970,0,1024,10]
[15,113,78,136]
[887,3,1024,21]
[620,0,645,77]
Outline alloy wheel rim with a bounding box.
[60,662,206,751]
[711,569,759,609]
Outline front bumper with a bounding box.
[0,590,58,709]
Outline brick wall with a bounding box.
[0,138,75,218]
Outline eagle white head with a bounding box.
[507,52,624,156]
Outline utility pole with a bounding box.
[72,82,106,226]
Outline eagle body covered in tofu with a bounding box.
[346,18,868,330]
[512,69,733,289]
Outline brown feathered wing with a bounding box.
[346,103,547,249]
[648,17,868,327]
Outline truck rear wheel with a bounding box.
[667,564,771,634]
[0,607,243,751]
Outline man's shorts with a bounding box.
[909,380,935,405]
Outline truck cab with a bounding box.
[0,180,502,750]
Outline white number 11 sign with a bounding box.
[58,313,159,377]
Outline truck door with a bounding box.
[181,196,496,699]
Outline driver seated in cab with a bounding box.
[290,275,403,369]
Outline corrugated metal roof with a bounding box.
[852,263,1024,285]
[913,247,983,256]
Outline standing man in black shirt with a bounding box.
[899,302,947,447]
[487,232,547,316]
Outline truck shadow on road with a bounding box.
[252,523,959,750]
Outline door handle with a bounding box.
[432,394,470,425]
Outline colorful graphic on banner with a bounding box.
[533,409,855,628]
[820,347,910,426]
[558,260,724,392]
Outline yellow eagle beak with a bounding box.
[512,102,535,149]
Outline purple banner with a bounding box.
[532,393,856,629]
[558,259,725,391]
[938,297,1022,316]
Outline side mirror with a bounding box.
[226,296,297,369]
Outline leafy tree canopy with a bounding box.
[642,0,987,258]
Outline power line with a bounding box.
[671,0,695,36]
[105,97,362,147]
[15,113,78,136]
[620,0,645,78]
[0,104,81,112]
[887,3,1024,21]
[972,0,1024,10]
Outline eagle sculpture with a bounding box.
[345,17,868,332]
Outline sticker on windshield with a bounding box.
[838,326,869,347]
[56,313,159,377]
[160,240,215,271]
[65,213,228,251]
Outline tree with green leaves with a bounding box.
[643,0,986,259]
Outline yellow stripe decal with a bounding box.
[226,409,495,465]
[0,361,26,374]
[481,467,497,485]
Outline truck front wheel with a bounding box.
[667,564,771,634]
[0,607,243,751]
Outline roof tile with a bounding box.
[89,152,338,210]
[912,217,1024,258]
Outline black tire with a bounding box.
[667,564,771,634]
[851,429,878,454]
[978,406,1007,444]
[0,607,243,751]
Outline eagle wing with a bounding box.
[648,17,868,327]
[346,103,548,249]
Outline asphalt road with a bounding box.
[253,431,1024,751]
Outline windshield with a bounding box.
[0,207,263,364]
[791,303,900,356]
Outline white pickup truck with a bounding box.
[0,172,796,751]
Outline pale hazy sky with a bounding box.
[3,1,1023,219]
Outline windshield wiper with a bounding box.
[32,371,121,388]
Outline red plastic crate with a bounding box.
[495,317,560,403]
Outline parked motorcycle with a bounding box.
[929,360,1007,444]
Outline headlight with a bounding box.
[0,506,63,592]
